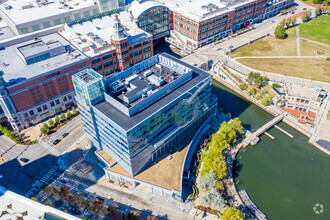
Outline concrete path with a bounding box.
[296,26,300,56]
[300,37,330,48]
[234,55,327,59]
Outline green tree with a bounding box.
[221,206,245,220]
[230,117,243,136]
[219,121,237,144]
[272,83,280,88]
[55,115,60,125]
[201,146,227,180]
[315,6,322,16]
[60,113,66,122]
[285,17,291,27]
[280,19,285,27]
[66,111,72,119]
[274,25,286,39]
[247,87,255,95]
[261,94,272,106]
[200,170,217,190]
[255,92,262,100]
[239,83,247,90]
[291,16,297,26]
[41,127,47,135]
[48,119,54,128]
[261,76,268,83]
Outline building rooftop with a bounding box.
[95,53,212,131]
[286,84,323,101]
[61,10,149,57]
[0,26,16,41]
[0,0,96,25]
[98,138,190,192]
[160,0,256,21]
[0,186,79,219]
[0,32,88,84]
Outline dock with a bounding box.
[264,132,274,140]
[274,125,294,138]
[239,190,267,220]
[243,115,283,147]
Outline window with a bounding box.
[74,13,81,20]
[103,60,113,68]
[29,110,34,116]
[143,40,150,45]
[63,96,67,102]
[20,28,29,34]
[37,107,42,112]
[92,58,101,64]
[133,49,142,56]
[180,30,186,36]
[68,94,72,100]
[24,113,29,118]
[54,18,61,25]
[93,9,99,15]
[83,11,90,17]
[102,54,112,60]
[43,21,51,28]
[175,27,179,32]
[50,101,55,107]
[64,16,71,22]
[143,46,151,53]
[133,43,141,49]
[181,17,186,22]
[175,14,180,19]
[32,24,40,31]
[187,33,192,39]
[181,24,186,29]
[43,105,47,110]
[55,99,60,105]
[175,20,180,25]
[93,64,103,71]
[194,23,198,27]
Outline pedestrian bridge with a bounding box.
[243,114,284,146]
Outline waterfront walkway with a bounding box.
[239,190,267,220]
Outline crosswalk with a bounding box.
[40,141,61,156]
[24,166,59,198]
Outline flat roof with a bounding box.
[0,0,96,25]
[160,0,256,21]
[286,84,322,101]
[94,53,211,131]
[0,26,16,41]
[99,138,190,192]
[61,11,148,57]
[0,33,88,83]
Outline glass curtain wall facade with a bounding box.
[137,6,169,39]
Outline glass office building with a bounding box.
[73,53,217,176]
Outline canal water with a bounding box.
[212,80,330,220]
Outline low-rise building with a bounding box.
[72,53,217,199]
[282,84,326,124]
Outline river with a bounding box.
[212,80,330,220]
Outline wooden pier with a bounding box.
[274,125,294,138]
[264,132,275,140]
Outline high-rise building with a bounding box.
[73,53,217,177]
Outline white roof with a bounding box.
[0,33,88,83]
[0,186,79,220]
[160,0,255,21]
[0,0,96,25]
[129,0,165,18]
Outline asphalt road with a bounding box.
[0,116,85,195]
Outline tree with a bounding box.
[272,83,280,89]
[67,111,72,119]
[239,83,246,90]
[291,16,297,26]
[202,147,227,180]
[48,119,54,128]
[202,188,227,208]
[274,25,286,39]
[200,170,217,190]
[247,87,255,96]
[261,94,272,106]
[255,92,262,100]
[261,76,268,83]
[221,207,245,220]
[285,17,291,27]
[315,6,322,16]
[60,113,66,122]
[55,115,60,125]
[41,127,47,135]
[301,13,308,22]
[219,121,237,144]
[280,19,285,27]
[248,72,263,87]
[230,118,243,136]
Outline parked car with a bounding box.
[60,177,69,183]
[62,133,69,138]
[0,174,3,179]
[20,158,29,163]
[52,139,61,145]
[71,207,81,215]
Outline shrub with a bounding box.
[0,125,21,143]
[48,119,54,128]
[247,87,255,95]
[60,113,66,122]
[272,83,280,88]
[55,115,60,125]
[239,83,247,90]
[67,111,72,119]
[255,92,262,100]
[221,206,245,220]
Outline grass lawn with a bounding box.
[237,58,330,83]
[300,39,330,56]
[230,28,297,57]
[299,15,330,45]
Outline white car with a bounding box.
[0,174,3,179]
